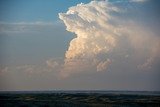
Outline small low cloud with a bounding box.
[97,59,111,72]
[138,42,160,70]
[0,67,8,74]
[46,59,59,69]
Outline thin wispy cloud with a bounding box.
[130,0,148,3]
[0,21,61,33]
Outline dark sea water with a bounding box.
[0,90,160,107]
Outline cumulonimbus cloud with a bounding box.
[58,0,160,77]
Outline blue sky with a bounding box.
[0,0,91,22]
[0,0,91,65]
[0,0,160,91]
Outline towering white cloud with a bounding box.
[59,0,160,77]
[59,1,119,77]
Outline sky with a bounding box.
[0,0,160,91]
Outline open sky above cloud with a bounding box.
[0,0,160,91]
